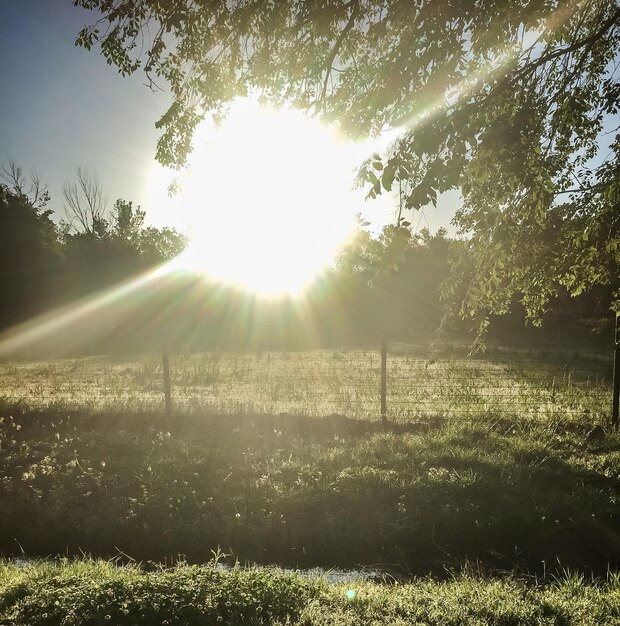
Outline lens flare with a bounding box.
[160,100,373,297]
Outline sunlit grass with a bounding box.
[2,552,620,624]
[0,348,611,423]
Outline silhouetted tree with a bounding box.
[62,167,108,237]
[0,184,60,327]
[61,194,187,300]
[110,199,186,264]
[0,160,50,209]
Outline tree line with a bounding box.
[0,162,186,331]
[0,160,612,355]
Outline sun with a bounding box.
[160,98,371,296]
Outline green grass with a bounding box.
[1,410,618,576]
[0,347,613,421]
[1,559,620,625]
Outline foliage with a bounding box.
[61,197,187,297]
[334,225,462,336]
[74,0,620,328]
[54,195,186,306]
[0,185,61,326]
[0,559,321,625]
[0,161,50,210]
[110,199,186,263]
[0,202,611,351]
[0,161,187,332]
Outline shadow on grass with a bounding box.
[0,408,619,578]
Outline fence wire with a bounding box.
[0,349,613,423]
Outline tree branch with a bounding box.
[509,7,620,86]
[320,0,359,104]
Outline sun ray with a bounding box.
[0,261,177,357]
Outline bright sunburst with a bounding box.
[156,99,372,296]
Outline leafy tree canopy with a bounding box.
[110,199,188,264]
[74,0,620,330]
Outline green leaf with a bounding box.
[382,164,395,192]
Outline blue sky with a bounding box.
[0,1,170,223]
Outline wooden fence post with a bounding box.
[612,313,619,430]
[162,351,172,419]
[381,335,387,425]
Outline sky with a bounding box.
[0,1,459,236]
[0,1,165,220]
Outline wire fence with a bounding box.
[0,347,614,424]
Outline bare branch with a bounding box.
[63,167,108,235]
[1,160,50,208]
[0,160,26,196]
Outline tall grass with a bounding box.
[0,347,612,422]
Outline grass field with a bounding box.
[0,347,618,623]
[2,559,620,625]
[0,406,618,575]
[0,347,613,422]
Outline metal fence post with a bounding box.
[162,351,172,418]
[612,313,619,429]
[381,335,387,425]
